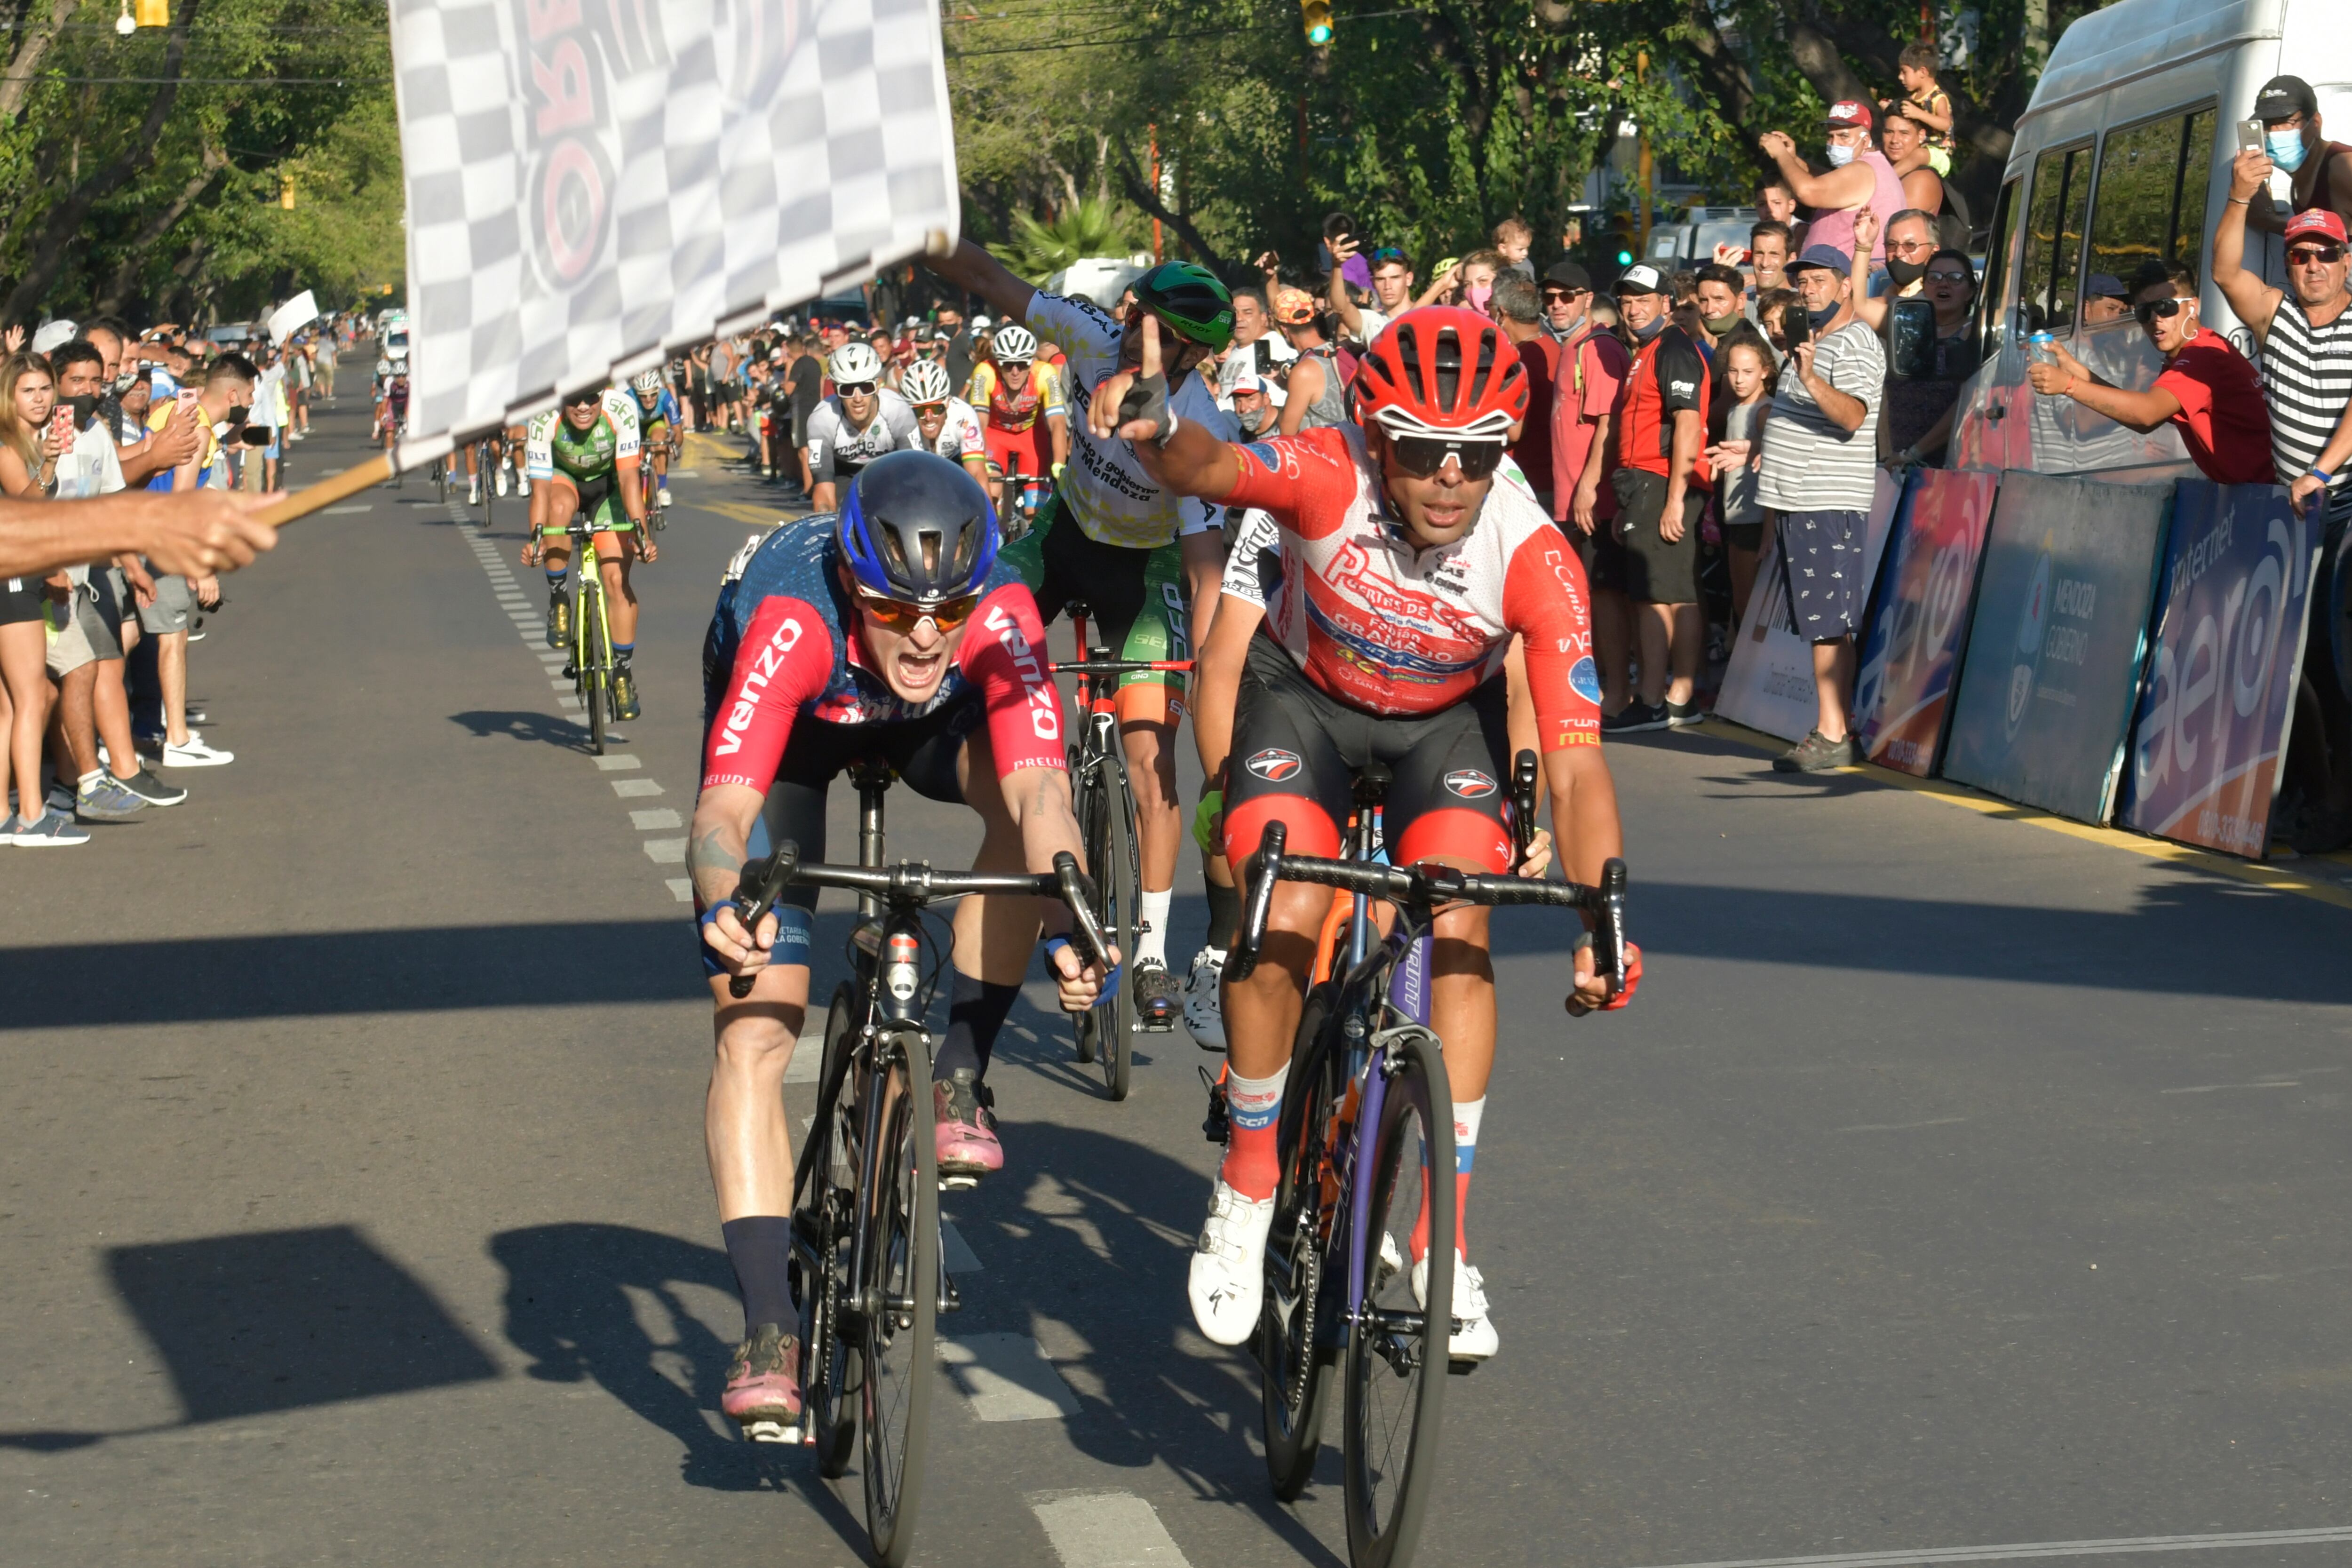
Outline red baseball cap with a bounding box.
[2283,208,2349,246]
[1825,101,1874,130]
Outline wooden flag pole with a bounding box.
[254,454,393,527]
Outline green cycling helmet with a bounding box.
[1133,261,1234,353]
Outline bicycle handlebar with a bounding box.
[726,841,1112,998]
[1225,820,1629,1003]
[1050,660,1196,676]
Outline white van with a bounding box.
[1946,0,2352,844]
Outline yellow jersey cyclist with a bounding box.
[900,358,992,487]
[627,369,684,513]
[519,384,658,722]
[804,342,923,512]
[968,323,1071,485]
[924,243,1241,1026]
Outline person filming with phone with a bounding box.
[2243,76,2352,238]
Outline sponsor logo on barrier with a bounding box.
[1246,747,1303,781]
[2006,546,2051,739]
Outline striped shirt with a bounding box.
[1757,320,1884,514]
[2261,294,2352,519]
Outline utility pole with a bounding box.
[1149,124,1163,261]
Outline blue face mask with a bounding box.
[2269,129,2309,173]
[1825,143,1857,169]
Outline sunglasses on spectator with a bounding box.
[1387,434,1506,479]
[1925,269,1972,283]
[852,585,979,632]
[1542,287,1589,302]
[837,380,878,396]
[2288,244,2345,267]
[2132,296,2191,327]
[1370,247,1408,264]
[1889,238,1936,255]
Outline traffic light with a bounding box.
[279,178,296,210]
[1300,0,1333,46]
[1611,207,1636,268]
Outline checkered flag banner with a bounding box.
[388,0,959,465]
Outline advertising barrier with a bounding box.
[1715,471,1903,742]
[1854,469,2001,777]
[1942,471,2172,822]
[2117,482,2322,857]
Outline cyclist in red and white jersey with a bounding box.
[1092,307,1639,1361]
[900,358,990,486]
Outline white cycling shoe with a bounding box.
[1410,1249,1499,1363]
[1188,1177,1274,1346]
[1183,946,1227,1050]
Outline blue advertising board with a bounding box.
[1855,469,2001,776]
[1942,472,2172,823]
[2116,482,2322,857]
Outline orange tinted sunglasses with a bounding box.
[854,586,980,632]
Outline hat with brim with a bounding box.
[1612,263,1667,296]
[1788,243,1853,276]
[2254,75,2318,123]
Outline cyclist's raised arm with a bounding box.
[1096,316,1243,499]
[923,239,1040,330]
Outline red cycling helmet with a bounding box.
[1352,307,1529,440]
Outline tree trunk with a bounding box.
[95,145,227,317]
[1115,154,1221,270]
[0,0,78,123]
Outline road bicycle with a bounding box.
[472,435,498,527]
[557,517,620,755]
[1228,757,1628,1568]
[993,455,1052,542]
[729,762,1110,1568]
[1050,603,1190,1100]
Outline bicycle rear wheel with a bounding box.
[1262,984,1340,1500]
[1343,1028,1454,1568]
[859,1028,938,1566]
[579,580,608,756]
[1075,752,1140,1099]
[796,982,862,1478]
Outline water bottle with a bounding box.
[2028,331,2056,366]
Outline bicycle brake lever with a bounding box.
[1595,856,1629,1000]
[727,839,801,999]
[1051,852,1112,973]
[1510,748,1539,868]
[1225,820,1287,983]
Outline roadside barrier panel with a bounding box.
[1942,470,2172,823]
[2117,481,2323,857]
[1855,469,2002,777]
[1716,470,1904,742]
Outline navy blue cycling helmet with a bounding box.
[837,449,999,606]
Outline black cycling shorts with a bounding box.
[1219,631,1517,876]
[699,695,983,978]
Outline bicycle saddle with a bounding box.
[1353,760,1393,804]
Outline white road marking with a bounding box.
[630,808,682,830]
[940,1220,982,1273]
[323,503,372,514]
[938,1334,1079,1421]
[644,838,687,864]
[1619,1525,2352,1568]
[2161,1082,2301,1095]
[612,778,663,797]
[1028,1492,1192,1567]
[665,878,693,903]
[1837,1117,1969,1133]
[595,754,640,770]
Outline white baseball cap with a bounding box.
[31,319,77,354]
[1611,263,1668,296]
[1229,372,1269,398]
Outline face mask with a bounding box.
[1465,281,1493,310]
[1806,302,1841,331]
[65,393,100,430]
[111,370,138,396]
[1825,143,1857,168]
[1885,256,1928,287]
[1630,311,1667,342]
[213,405,251,439]
[2269,130,2308,172]
[1701,311,1743,335]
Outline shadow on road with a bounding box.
[0,1225,496,1452]
[447,708,598,752]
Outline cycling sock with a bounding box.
[720,1215,795,1334]
[545,570,567,590]
[1220,1064,1287,1201]
[613,642,634,665]
[1452,1095,1484,1258]
[931,969,1023,1081]
[1202,876,1240,952]
[1136,887,1173,967]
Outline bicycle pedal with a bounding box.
[938,1174,978,1192]
[940,1271,963,1313]
[1447,1357,1483,1377]
[742,1417,803,1444]
[1136,1016,1177,1034]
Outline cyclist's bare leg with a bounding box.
[704,964,809,1221]
[1120,714,1184,936]
[600,537,638,646]
[949,724,1047,992]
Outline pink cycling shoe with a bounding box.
[722,1322,803,1441]
[934,1067,1005,1178]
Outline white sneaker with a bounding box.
[517,474,532,496]
[161,735,233,768]
[468,477,482,505]
[495,466,510,497]
[1410,1250,1498,1363]
[1188,1178,1274,1346]
[657,486,674,508]
[1183,946,1227,1050]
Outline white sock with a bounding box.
[77,768,101,792]
[1454,1095,1485,1175]
[1136,887,1172,968]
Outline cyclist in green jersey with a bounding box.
[922,244,1240,1025]
[520,386,657,721]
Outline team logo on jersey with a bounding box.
[1444,769,1498,798]
[1569,654,1603,705]
[1246,747,1303,781]
[1241,441,1284,477]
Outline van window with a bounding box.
[2084,106,2216,309]
[1979,177,2020,354]
[2021,142,2093,335]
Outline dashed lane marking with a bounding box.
[938,1333,1080,1421]
[940,1220,983,1274]
[323,503,372,514]
[1618,1524,2352,1568]
[1027,1491,1192,1568]
[612,778,662,797]
[630,808,682,830]
[643,838,687,864]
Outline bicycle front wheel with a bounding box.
[1262,983,1341,1499]
[1077,753,1140,1099]
[579,580,608,756]
[797,982,862,1479]
[858,1028,938,1566]
[1343,1028,1454,1568]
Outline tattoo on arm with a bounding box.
[687,820,747,904]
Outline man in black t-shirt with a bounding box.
[784,336,823,500]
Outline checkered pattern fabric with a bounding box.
[389,0,957,466]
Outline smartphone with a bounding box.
[175,386,200,414]
[2237,118,2264,157]
[1889,297,1936,378]
[238,426,275,447]
[1253,338,1273,374]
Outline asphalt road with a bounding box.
[5,397,2352,1568]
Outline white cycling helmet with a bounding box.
[901,358,953,406]
[631,369,663,394]
[828,342,885,386]
[990,324,1037,364]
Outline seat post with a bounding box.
[851,757,892,922]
